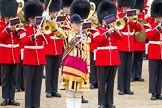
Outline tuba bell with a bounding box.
[86,2,99,25]
[16,0,25,23]
[86,2,96,20]
[114,18,125,30]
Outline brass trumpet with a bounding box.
[114,18,125,30]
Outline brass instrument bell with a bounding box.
[114,18,125,30]
[16,0,25,23]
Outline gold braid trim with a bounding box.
[62,74,83,83]
[52,25,67,40]
[63,66,89,80]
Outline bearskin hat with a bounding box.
[132,0,144,11]
[45,0,62,12]
[70,0,91,19]
[24,0,43,21]
[62,0,73,7]
[89,0,101,10]
[97,0,117,24]
[151,0,162,17]
[1,0,18,17]
[117,0,136,8]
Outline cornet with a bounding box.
[129,15,138,24]
[114,18,125,30]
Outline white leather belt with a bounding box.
[50,36,60,40]
[149,41,162,45]
[121,32,135,36]
[24,45,44,49]
[97,46,117,50]
[1,44,19,48]
[0,44,2,47]
[94,46,117,60]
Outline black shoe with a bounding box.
[99,105,106,108]
[15,88,21,92]
[52,92,61,97]
[124,90,134,95]
[136,78,144,82]
[46,93,52,98]
[156,94,162,100]
[95,83,98,88]
[21,88,25,91]
[42,75,45,79]
[107,105,116,108]
[81,96,88,103]
[90,84,96,89]
[118,90,124,95]
[8,99,20,106]
[151,94,156,100]
[0,99,8,106]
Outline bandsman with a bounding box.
[20,0,49,107]
[117,0,143,95]
[0,0,20,106]
[146,0,162,100]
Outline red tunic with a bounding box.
[44,32,63,56]
[117,13,143,52]
[146,23,162,60]
[93,26,121,66]
[20,25,49,65]
[0,21,20,64]
[89,29,99,53]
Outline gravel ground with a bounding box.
[0,60,162,108]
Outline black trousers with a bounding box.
[90,52,97,85]
[16,60,24,90]
[149,60,162,94]
[45,55,61,93]
[97,66,117,106]
[1,64,18,99]
[118,51,133,91]
[24,65,43,108]
[132,51,144,79]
